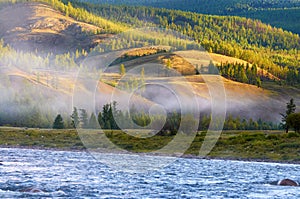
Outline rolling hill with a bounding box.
[0,2,111,54]
[68,0,300,84]
[0,1,299,128]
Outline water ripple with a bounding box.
[0,148,300,198]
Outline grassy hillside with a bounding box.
[0,1,125,54]
[68,0,300,85]
[0,0,299,129]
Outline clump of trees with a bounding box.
[0,99,281,132]
[280,98,300,133]
[39,0,126,33]
[49,102,281,134]
[217,62,261,87]
[286,113,300,133]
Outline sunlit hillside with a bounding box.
[0,0,299,128]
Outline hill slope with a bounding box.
[102,49,300,122]
[0,2,109,54]
[0,1,299,128]
[82,0,300,34]
[69,0,300,84]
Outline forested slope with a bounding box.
[0,0,299,129]
[66,0,300,85]
[81,0,300,34]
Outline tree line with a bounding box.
[82,0,300,35]
[216,62,262,87]
[0,96,294,132]
[52,102,281,133]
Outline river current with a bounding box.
[0,148,299,198]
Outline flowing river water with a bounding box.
[0,148,299,198]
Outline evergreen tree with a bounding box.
[208,60,218,74]
[102,104,111,129]
[97,112,104,128]
[88,112,98,129]
[110,101,119,129]
[53,114,64,129]
[80,109,89,128]
[286,113,300,133]
[70,107,80,128]
[281,98,296,133]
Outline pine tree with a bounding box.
[88,112,98,129]
[97,112,104,128]
[53,114,64,129]
[71,107,80,128]
[80,109,89,129]
[281,98,296,133]
[286,113,300,133]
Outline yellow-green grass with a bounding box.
[1,127,300,163]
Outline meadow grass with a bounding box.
[0,127,299,163]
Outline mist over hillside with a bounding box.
[0,0,299,129]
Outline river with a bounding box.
[0,148,299,198]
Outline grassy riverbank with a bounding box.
[0,127,299,163]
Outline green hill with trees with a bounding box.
[80,0,300,35]
[63,0,300,86]
[0,0,299,129]
[2,0,299,86]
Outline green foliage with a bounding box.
[280,98,296,132]
[218,62,261,86]
[79,109,89,128]
[53,114,64,129]
[1,0,299,86]
[158,112,181,135]
[2,126,300,162]
[208,61,219,75]
[286,132,300,138]
[119,64,126,75]
[39,0,126,33]
[95,102,280,132]
[85,0,300,34]
[70,107,80,128]
[286,113,300,133]
[0,127,84,149]
[88,112,98,129]
[67,0,300,85]
[286,67,300,86]
[72,1,300,49]
[234,8,300,35]
[98,101,120,130]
